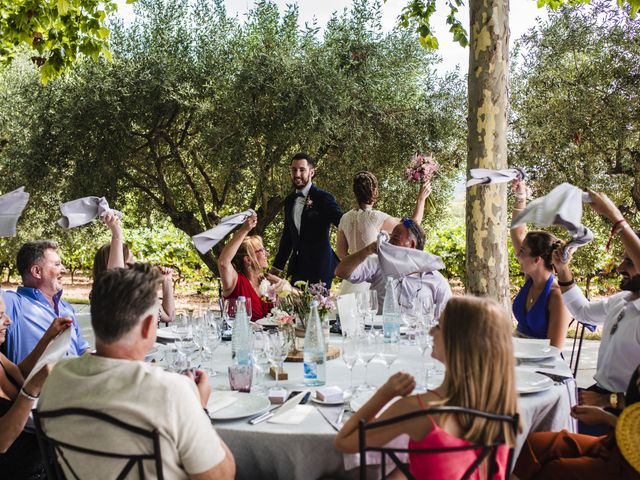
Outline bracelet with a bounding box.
[558,278,575,287]
[19,387,39,402]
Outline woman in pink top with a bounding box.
[335,296,519,479]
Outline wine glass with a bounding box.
[355,291,369,332]
[201,319,222,376]
[378,335,399,378]
[221,299,237,341]
[265,330,289,388]
[341,333,359,395]
[367,290,378,325]
[356,330,377,391]
[251,331,270,394]
[415,322,436,390]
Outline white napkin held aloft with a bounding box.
[376,232,444,278]
[0,187,30,237]
[466,167,526,188]
[58,196,122,229]
[192,209,255,254]
[23,328,72,386]
[511,183,594,261]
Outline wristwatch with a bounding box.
[609,392,619,409]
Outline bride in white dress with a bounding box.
[336,171,431,294]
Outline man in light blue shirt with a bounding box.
[2,240,89,363]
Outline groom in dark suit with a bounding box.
[272,152,343,287]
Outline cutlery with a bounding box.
[249,391,308,425]
[535,371,572,383]
[316,407,339,431]
[336,402,347,426]
[248,406,279,425]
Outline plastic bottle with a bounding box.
[382,277,401,342]
[231,296,252,365]
[303,300,326,386]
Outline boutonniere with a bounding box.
[304,196,314,209]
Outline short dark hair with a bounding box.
[291,152,316,168]
[401,218,426,251]
[16,240,59,278]
[90,263,162,343]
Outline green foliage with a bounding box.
[425,220,466,279]
[0,0,466,277]
[0,0,129,83]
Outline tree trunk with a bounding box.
[465,0,510,308]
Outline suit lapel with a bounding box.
[299,185,317,238]
[285,193,300,244]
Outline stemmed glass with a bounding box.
[251,331,270,394]
[356,330,377,391]
[201,317,222,376]
[415,322,435,390]
[378,334,399,378]
[341,333,359,395]
[366,290,378,326]
[265,330,289,388]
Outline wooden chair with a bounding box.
[358,406,519,480]
[33,407,164,480]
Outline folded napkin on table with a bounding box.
[58,196,122,229]
[207,392,238,414]
[192,209,255,254]
[466,167,526,187]
[0,187,30,237]
[268,405,314,425]
[377,232,444,278]
[511,183,594,262]
[337,294,358,337]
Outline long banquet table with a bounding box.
[159,335,576,480]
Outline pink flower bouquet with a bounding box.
[404,153,439,184]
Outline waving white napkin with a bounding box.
[58,196,122,229]
[0,187,30,237]
[511,183,594,261]
[377,232,444,278]
[466,167,526,187]
[23,328,72,386]
[192,209,255,254]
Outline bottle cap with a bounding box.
[310,300,319,307]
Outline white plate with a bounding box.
[144,347,163,363]
[156,327,179,341]
[256,317,279,327]
[513,340,560,361]
[208,393,271,420]
[310,391,352,406]
[515,368,554,394]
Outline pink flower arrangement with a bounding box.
[404,153,439,184]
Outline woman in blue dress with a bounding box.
[511,180,571,348]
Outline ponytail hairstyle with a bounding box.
[524,231,565,271]
[352,171,379,207]
[231,235,264,276]
[93,243,131,281]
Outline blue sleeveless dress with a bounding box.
[512,274,554,339]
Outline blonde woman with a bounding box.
[335,296,519,479]
[218,212,277,321]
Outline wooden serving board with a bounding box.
[286,345,340,362]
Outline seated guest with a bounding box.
[513,365,640,479]
[335,296,519,479]
[3,240,89,363]
[552,190,640,412]
[93,211,175,323]
[512,179,571,348]
[335,218,451,318]
[218,212,277,321]
[37,264,235,479]
[0,296,71,479]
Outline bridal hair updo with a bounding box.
[524,232,565,271]
[353,171,379,207]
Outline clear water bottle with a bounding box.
[303,300,326,386]
[231,296,252,365]
[382,277,401,343]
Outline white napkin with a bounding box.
[58,196,122,229]
[337,294,358,337]
[207,392,238,414]
[23,328,72,386]
[377,232,444,278]
[268,404,314,424]
[0,187,30,237]
[511,183,594,261]
[466,167,526,187]
[343,434,410,471]
[192,209,255,254]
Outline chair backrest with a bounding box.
[569,318,587,378]
[358,405,520,480]
[33,407,164,480]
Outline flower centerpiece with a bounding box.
[404,152,439,185]
[292,281,337,328]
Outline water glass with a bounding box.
[228,365,253,392]
[356,330,377,390]
[265,330,289,388]
[341,334,359,395]
[379,336,399,378]
[251,331,270,394]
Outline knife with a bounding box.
[249,391,308,425]
[316,407,339,431]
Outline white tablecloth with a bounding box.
[161,336,576,480]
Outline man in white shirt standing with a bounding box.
[553,190,640,415]
[37,263,235,479]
